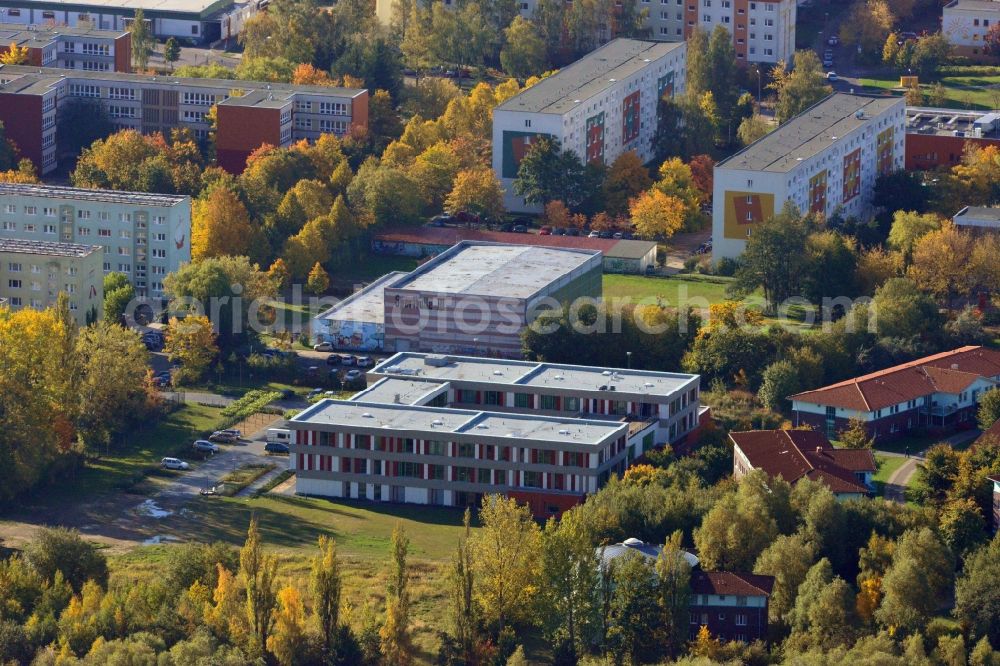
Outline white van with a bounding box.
[266,428,292,445]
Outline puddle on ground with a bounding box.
[136,499,172,518]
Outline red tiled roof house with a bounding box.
[730,429,876,500]
[788,346,1000,441]
[689,570,773,644]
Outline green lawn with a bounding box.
[858,75,1000,110]
[603,273,736,305]
[873,455,906,485]
[331,255,420,287]
[44,403,223,501]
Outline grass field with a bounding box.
[603,273,737,305]
[48,403,223,501]
[858,74,1000,110]
[331,255,420,288]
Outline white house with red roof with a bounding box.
[730,430,876,500]
[789,346,1000,441]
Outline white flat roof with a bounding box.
[4,0,227,15]
[389,242,599,299]
[289,399,626,445]
[314,272,407,326]
[350,377,447,406]
[372,353,698,399]
[0,183,188,207]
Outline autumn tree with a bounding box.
[955,533,1000,648]
[445,168,505,220]
[876,527,953,632]
[540,508,599,659]
[602,151,652,217]
[605,551,660,664]
[754,532,817,626]
[311,535,342,661]
[656,531,692,657]
[694,471,782,570]
[192,187,255,260]
[292,63,336,86]
[472,495,542,631]
[907,223,977,306]
[103,271,135,325]
[241,516,279,659]
[887,211,943,262]
[839,416,875,450]
[785,558,856,652]
[164,315,218,384]
[738,114,770,146]
[306,262,330,295]
[0,42,30,65]
[771,51,832,123]
[380,525,413,665]
[267,587,307,666]
[978,388,1000,430]
[268,258,290,292]
[629,190,685,239]
[500,16,546,80]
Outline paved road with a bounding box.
[878,429,981,503]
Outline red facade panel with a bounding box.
[0,93,43,171]
[215,105,282,174]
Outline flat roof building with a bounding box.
[0,237,103,324]
[0,22,130,72]
[312,271,406,352]
[0,64,368,174]
[713,94,906,260]
[289,354,703,516]
[372,226,658,275]
[0,183,191,299]
[493,39,686,212]
[906,106,1000,170]
[0,0,259,43]
[954,205,1000,230]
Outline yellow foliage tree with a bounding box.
[291,63,335,86]
[445,168,505,220]
[0,42,30,65]
[191,187,254,260]
[306,262,330,295]
[164,315,218,384]
[691,624,722,659]
[629,190,685,239]
[0,159,40,184]
[908,222,977,305]
[855,576,882,626]
[267,586,307,666]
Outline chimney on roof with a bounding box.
[393,393,401,404]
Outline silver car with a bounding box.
[161,457,189,470]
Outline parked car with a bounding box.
[553,227,566,236]
[265,441,290,454]
[826,71,839,81]
[219,428,242,439]
[152,371,172,388]
[613,232,623,239]
[313,342,333,352]
[193,440,219,454]
[598,230,613,239]
[539,225,552,236]
[355,355,374,368]
[512,224,528,233]
[307,388,324,399]
[827,34,839,46]
[566,228,580,236]
[279,388,295,400]
[645,265,657,275]
[823,57,834,68]
[339,354,356,366]
[500,223,514,232]
[161,457,189,470]
[588,230,600,238]
[344,369,363,382]
[200,485,219,496]
[326,353,341,366]
[208,430,238,444]
[429,213,454,227]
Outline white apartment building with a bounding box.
[943,0,1000,60]
[492,38,687,212]
[0,238,103,324]
[0,184,191,299]
[712,94,906,260]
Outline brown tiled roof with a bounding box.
[690,570,774,597]
[789,346,1000,411]
[373,226,656,259]
[976,418,1000,446]
[730,430,875,495]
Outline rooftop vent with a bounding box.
[431,419,443,426]
[361,412,373,418]
[623,537,643,547]
[493,370,503,376]
[476,424,489,430]
[558,429,570,435]
[644,382,654,387]
[855,110,865,119]
[554,375,565,380]
[602,370,613,376]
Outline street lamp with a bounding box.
[755,65,761,105]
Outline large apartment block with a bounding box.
[0,238,103,324]
[0,0,259,43]
[287,354,702,516]
[0,23,130,72]
[943,0,1000,61]
[0,184,191,299]
[0,64,369,174]
[651,0,796,65]
[712,94,906,260]
[493,39,687,212]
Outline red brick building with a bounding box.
[731,430,876,499]
[790,346,1000,441]
[0,64,367,175]
[905,107,1000,170]
[689,571,773,644]
[0,23,130,73]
